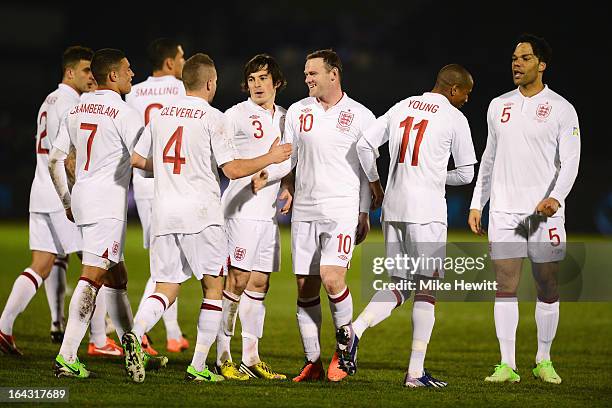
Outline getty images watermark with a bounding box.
[359,242,612,301]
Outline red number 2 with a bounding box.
[80,123,98,171]
[252,120,264,138]
[163,126,186,174]
[398,116,428,166]
[501,106,511,123]
[548,228,561,247]
[37,111,49,154]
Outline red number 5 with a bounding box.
[548,228,561,247]
[501,107,511,123]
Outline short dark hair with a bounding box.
[182,53,215,91]
[62,45,94,72]
[148,38,181,71]
[517,33,552,65]
[306,49,343,80]
[241,54,286,93]
[91,48,126,86]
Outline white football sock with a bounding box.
[59,278,99,364]
[89,286,108,347]
[133,293,169,340]
[297,296,322,362]
[162,298,182,341]
[216,290,239,365]
[105,286,134,342]
[494,296,518,370]
[45,257,67,330]
[328,287,352,329]
[353,288,406,338]
[192,299,222,372]
[138,277,156,310]
[240,289,266,366]
[0,268,43,335]
[408,300,435,378]
[535,299,559,363]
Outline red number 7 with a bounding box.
[81,123,98,171]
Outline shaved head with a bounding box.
[435,64,473,90]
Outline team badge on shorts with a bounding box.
[234,247,247,261]
[337,111,354,130]
[112,241,120,256]
[536,103,552,119]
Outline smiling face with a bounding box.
[304,57,336,99]
[512,42,545,88]
[247,66,277,108]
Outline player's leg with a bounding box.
[292,220,325,382]
[45,255,68,343]
[87,285,123,357]
[319,217,358,382]
[528,215,565,384]
[1,212,60,354]
[132,281,180,344]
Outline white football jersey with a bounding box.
[285,93,375,222]
[221,99,288,220]
[126,75,186,200]
[134,95,238,236]
[361,92,477,224]
[66,90,143,225]
[470,86,581,216]
[30,84,80,213]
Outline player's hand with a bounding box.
[536,197,560,217]
[369,180,384,210]
[268,137,292,164]
[65,207,74,223]
[356,212,370,245]
[251,169,269,194]
[468,209,485,236]
[278,188,293,215]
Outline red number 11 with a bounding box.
[398,116,428,166]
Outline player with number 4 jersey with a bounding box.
[337,64,477,388]
[126,38,188,355]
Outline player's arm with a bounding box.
[447,115,477,186]
[131,124,153,172]
[252,119,295,193]
[536,105,581,217]
[468,103,498,235]
[65,145,76,191]
[48,146,71,210]
[357,112,389,210]
[222,137,291,179]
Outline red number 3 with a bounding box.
[252,120,264,138]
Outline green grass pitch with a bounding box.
[0,222,611,407]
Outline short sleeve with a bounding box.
[210,111,238,166]
[451,114,477,167]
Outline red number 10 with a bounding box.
[337,234,352,254]
[398,116,428,166]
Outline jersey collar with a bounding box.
[247,97,277,116]
[515,84,549,100]
[315,91,349,111]
[58,83,80,99]
[422,92,450,105]
[183,95,210,106]
[93,89,123,100]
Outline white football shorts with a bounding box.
[226,218,280,273]
[135,198,152,249]
[383,221,447,279]
[291,217,358,275]
[488,212,566,263]
[150,225,227,284]
[29,211,82,256]
[80,218,127,269]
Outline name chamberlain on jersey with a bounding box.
[69,103,119,119]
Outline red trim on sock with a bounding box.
[223,291,239,302]
[392,289,403,308]
[495,291,517,298]
[21,271,39,290]
[149,295,167,310]
[201,303,222,312]
[414,293,436,305]
[243,291,265,301]
[297,297,320,308]
[328,287,350,304]
[537,295,559,304]
[79,277,101,290]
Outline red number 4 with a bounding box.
[163,126,186,174]
[398,116,428,166]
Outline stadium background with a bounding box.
[0,1,609,234]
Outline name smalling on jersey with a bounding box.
[70,103,119,119]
